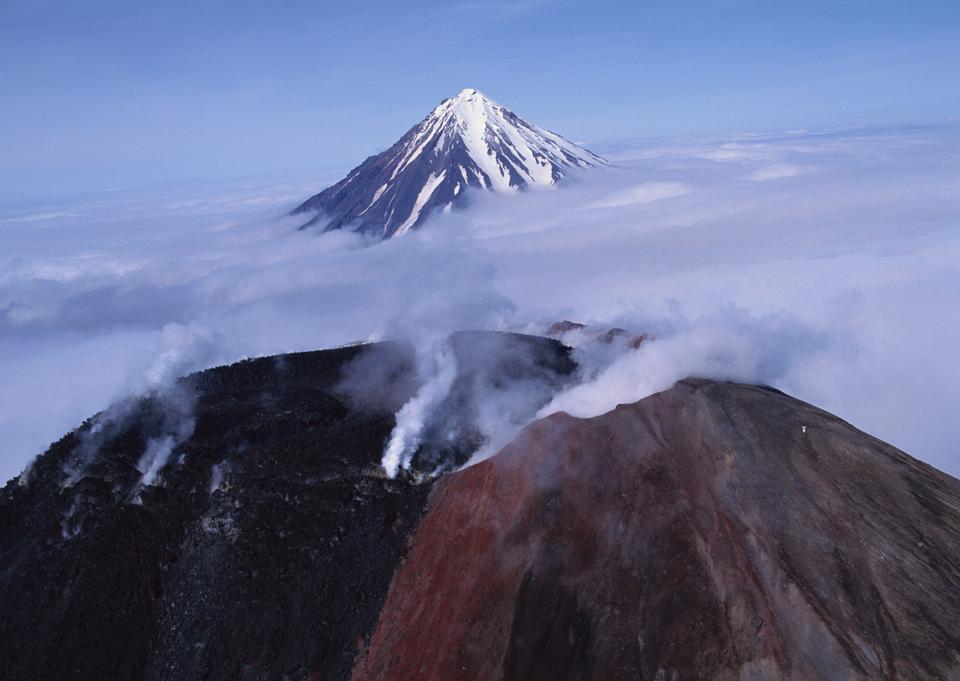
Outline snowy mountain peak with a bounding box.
[294,89,607,238]
[435,87,489,113]
[453,86,482,99]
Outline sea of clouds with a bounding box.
[1,122,958,481]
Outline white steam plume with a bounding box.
[381,339,458,478]
[538,308,826,420]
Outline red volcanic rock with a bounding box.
[354,380,960,681]
[597,326,629,344]
[547,321,651,349]
[547,320,588,335]
[597,327,652,348]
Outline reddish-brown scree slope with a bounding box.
[354,379,960,681]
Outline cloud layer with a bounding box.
[1,123,958,481]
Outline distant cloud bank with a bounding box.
[1,123,958,481]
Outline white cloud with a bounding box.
[1,123,958,481]
[586,181,690,208]
[746,163,809,181]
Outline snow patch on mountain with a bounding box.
[293,88,606,238]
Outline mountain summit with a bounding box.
[293,88,607,238]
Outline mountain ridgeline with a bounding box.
[292,89,607,238]
[2,331,960,680]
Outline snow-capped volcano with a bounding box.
[293,88,607,238]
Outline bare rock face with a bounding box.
[354,380,960,681]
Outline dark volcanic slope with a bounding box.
[0,333,574,681]
[355,380,960,681]
[0,343,423,681]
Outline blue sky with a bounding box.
[1,0,958,198]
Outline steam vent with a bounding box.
[2,332,959,681]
